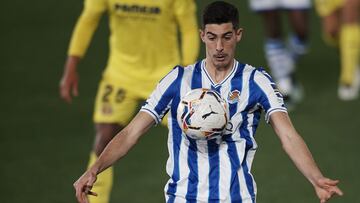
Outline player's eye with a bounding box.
[224,35,232,41]
[207,34,216,41]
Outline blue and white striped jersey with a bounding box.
[141,59,287,203]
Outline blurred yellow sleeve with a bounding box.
[314,0,343,17]
[174,0,200,66]
[67,0,107,57]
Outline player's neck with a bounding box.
[204,59,235,84]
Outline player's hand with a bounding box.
[314,177,343,203]
[73,170,98,203]
[60,56,80,103]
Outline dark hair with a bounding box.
[202,1,239,29]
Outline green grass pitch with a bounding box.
[0,0,359,202]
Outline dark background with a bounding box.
[1,0,359,202]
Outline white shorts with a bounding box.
[249,0,311,11]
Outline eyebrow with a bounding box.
[206,31,233,36]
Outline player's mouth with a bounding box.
[214,54,227,61]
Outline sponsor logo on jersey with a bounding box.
[115,4,161,15]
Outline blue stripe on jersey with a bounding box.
[241,151,256,203]
[236,70,258,202]
[181,61,203,202]
[154,66,183,117]
[240,70,257,151]
[186,138,199,202]
[239,111,253,151]
[225,63,246,202]
[239,112,255,202]
[229,63,245,119]
[254,69,285,108]
[191,61,202,89]
[249,70,271,112]
[208,139,220,202]
[226,138,242,203]
[238,111,255,202]
[166,67,184,201]
[252,110,261,136]
[167,194,175,203]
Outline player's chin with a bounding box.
[213,58,230,68]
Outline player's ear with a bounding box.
[200,29,206,43]
[235,28,243,42]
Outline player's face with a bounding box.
[201,22,243,70]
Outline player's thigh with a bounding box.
[93,79,139,126]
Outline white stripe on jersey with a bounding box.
[142,59,286,203]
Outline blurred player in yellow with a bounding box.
[315,0,360,100]
[59,0,199,202]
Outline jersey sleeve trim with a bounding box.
[140,108,161,124]
[265,107,288,123]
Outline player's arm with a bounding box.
[74,111,155,203]
[60,0,106,103]
[174,0,199,66]
[269,112,343,203]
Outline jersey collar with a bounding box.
[201,59,238,88]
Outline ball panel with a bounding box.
[177,88,229,140]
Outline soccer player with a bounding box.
[249,0,311,107]
[60,0,199,203]
[315,0,360,100]
[73,1,343,203]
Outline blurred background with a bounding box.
[1,0,359,202]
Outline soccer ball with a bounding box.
[177,88,229,140]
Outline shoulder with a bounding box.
[242,64,273,83]
[159,65,183,84]
[237,63,260,82]
[181,60,202,75]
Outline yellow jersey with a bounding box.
[68,0,199,96]
[315,0,344,17]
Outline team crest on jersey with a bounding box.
[227,90,241,104]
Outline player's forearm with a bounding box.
[270,112,324,186]
[90,128,139,174]
[89,112,155,175]
[281,131,325,186]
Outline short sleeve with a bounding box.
[141,66,182,124]
[67,0,107,57]
[252,69,287,123]
[83,0,107,14]
[314,0,342,17]
[173,0,196,18]
[173,0,199,66]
